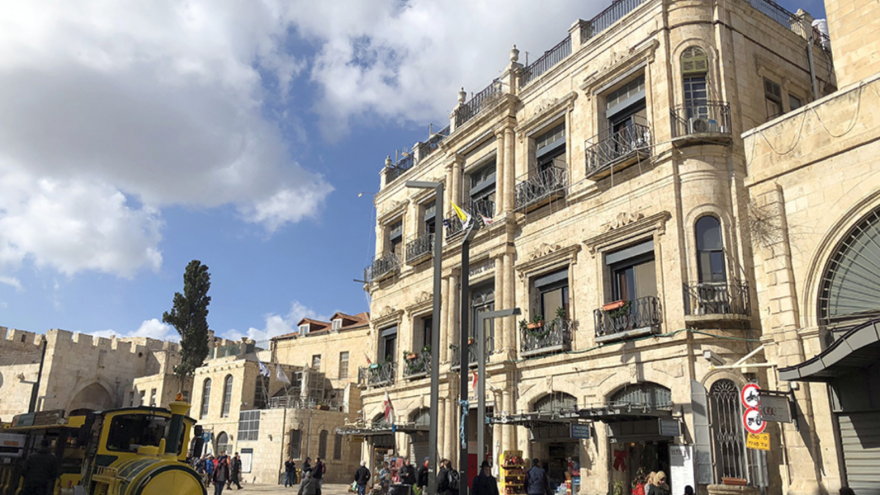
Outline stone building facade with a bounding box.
[357,0,847,494]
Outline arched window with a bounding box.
[610,382,672,408]
[318,430,329,459]
[708,380,748,480]
[820,206,880,323]
[681,47,709,119]
[333,433,343,460]
[200,378,212,419]
[533,392,578,413]
[696,216,726,283]
[410,409,431,427]
[372,412,390,429]
[216,431,229,456]
[254,375,269,409]
[221,375,233,418]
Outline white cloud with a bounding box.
[0,276,23,291]
[87,318,176,341]
[225,300,330,342]
[0,1,332,279]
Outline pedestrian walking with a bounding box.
[401,459,416,486]
[526,459,550,495]
[313,457,326,488]
[649,471,670,495]
[213,453,231,495]
[416,458,429,494]
[298,471,320,495]
[471,461,499,495]
[285,458,298,487]
[378,462,391,495]
[229,453,242,490]
[21,439,59,495]
[436,459,459,495]
[303,457,313,475]
[203,455,216,488]
[354,461,372,495]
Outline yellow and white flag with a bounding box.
[451,202,473,231]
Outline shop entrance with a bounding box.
[610,440,670,489]
[466,406,494,488]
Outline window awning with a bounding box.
[577,402,673,422]
[336,422,429,437]
[488,409,581,427]
[779,319,880,382]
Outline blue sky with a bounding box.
[0,0,825,341]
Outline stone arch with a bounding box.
[215,431,230,455]
[684,205,736,283]
[518,377,583,412]
[670,38,721,107]
[409,408,430,426]
[68,381,115,412]
[607,381,672,408]
[531,392,578,412]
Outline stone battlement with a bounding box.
[0,326,181,356]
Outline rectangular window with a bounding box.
[606,75,647,138]
[468,162,496,219]
[421,316,433,352]
[140,391,146,406]
[764,78,783,120]
[333,433,343,460]
[684,75,709,120]
[331,318,342,330]
[535,124,566,172]
[238,410,260,441]
[789,94,803,111]
[423,201,437,234]
[254,376,269,409]
[299,324,309,336]
[381,326,397,363]
[470,283,496,352]
[338,352,349,379]
[388,220,403,257]
[129,391,135,407]
[312,354,321,371]
[534,268,570,319]
[289,429,303,459]
[607,240,657,302]
[150,389,157,407]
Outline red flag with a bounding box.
[472,370,478,391]
[384,390,395,424]
[365,352,372,365]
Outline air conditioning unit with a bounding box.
[688,117,713,134]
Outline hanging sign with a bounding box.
[743,407,766,435]
[746,433,770,451]
[740,383,760,409]
[759,394,792,423]
[570,424,591,440]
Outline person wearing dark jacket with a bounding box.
[228,453,242,490]
[416,458,429,491]
[298,471,320,495]
[285,458,298,487]
[436,459,457,495]
[401,459,416,485]
[526,459,549,495]
[650,471,670,495]
[354,462,372,495]
[21,440,59,495]
[471,461,499,495]
[213,454,231,495]
[313,458,326,488]
[302,458,313,475]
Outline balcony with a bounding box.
[585,118,652,180]
[365,251,400,284]
[580,0,649,44]
[683,280,750,325]
[520,36,572,88]
[405,234,434,265]
[514,165,567,211]
[670,101,732,146]
[402,351,431,380]
[443,199,496,239]
[520,318,574,358]
[453,80,503,128]
[594,296,662,343]
[357,361,396,388]
[451,337,493,370]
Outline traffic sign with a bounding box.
[743,407,766,434]
[741,383,760,409]
[746,433,770,451]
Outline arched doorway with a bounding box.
[530,392,579,491]
[68,382,115,412]
[216,432,229,456]
[408,409,431,464]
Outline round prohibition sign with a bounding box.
[741,383,761,409]
[743,407,766,435]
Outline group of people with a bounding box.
[353,458,430,495]
[288,456,328,495]
[195,451,243,495]
[640,471,670,495]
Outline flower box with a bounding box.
[603,300,626,311]
[526,321,544,330]
[406,353,419,360]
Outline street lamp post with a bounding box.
[475,308,520,466]
[405,180,443,495]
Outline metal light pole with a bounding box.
[405,180,443,495]
[475,308,520,467]
[458,224,478,495]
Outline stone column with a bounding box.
[493,255,506,354]
[504,128,516,215]
[451,155,464,206]
[441,276,450,363]
[494,129,508,213]
[503,253,517,356]
[438,397,447,459]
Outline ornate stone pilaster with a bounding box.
[503,127,516,215]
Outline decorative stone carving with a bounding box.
[601,211,645,232]
[377,306,396,319]
[416,291,431,304]
[528,243,563,260]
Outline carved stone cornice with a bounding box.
[515,243,581,280]
[515,91,578,140]
[377,200,408,225]
[405,291,434,317]
[583,211,670,257]
[580,39,659,96]
[372,306,404,329]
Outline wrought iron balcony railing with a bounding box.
[365,251,400,283]
[683,279,750,317]
[594,296,662,342]
[357,361,396,388]
[451,337,494,369]
[384,154,415,185]
[520,318,574,357]
[266,396,343,411]
[670,101,732,141]
[405,234,434,264]
[520,36,572,88]
[444,210,464,239]
[514,165,567,211]
[585,118,652,179]
[453,80,503,128]
[580,0,648,43]
[402,351,432,379]
[470,197,496,221]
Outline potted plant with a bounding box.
[421,345,431,353]
[405,351,419,361]
[317,401,329,411]
[467,337,475,345]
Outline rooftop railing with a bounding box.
[514,165,567,211]
[384,153,415,185]
[416,126,451,159]
[520,36,572,88]
[453,80,503,128]
[266,396,343,411]
[580,0,648,44]
[741,0,799,29]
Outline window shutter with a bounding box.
[682,47,708,75]
[691,380,715,484]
